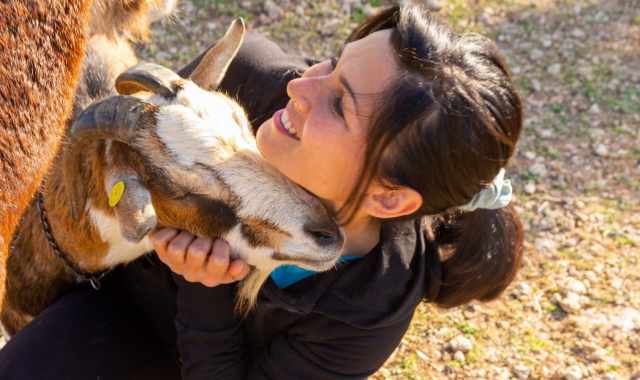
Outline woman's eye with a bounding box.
[330,56,338,70]
[329,57,344,118]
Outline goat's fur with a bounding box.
[2,20,344,335]
[0,0,93,314]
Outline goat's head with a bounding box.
[65,19,345,282]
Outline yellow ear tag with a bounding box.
[108,181,126,208]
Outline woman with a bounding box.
[0,4,523,379]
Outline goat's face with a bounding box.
[68,19,345,273]
[118,70,344,273]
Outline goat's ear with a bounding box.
[115,63,183,98]
[107,174,157,242]
[189,18,246,90]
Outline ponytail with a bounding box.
[425,204,523,308]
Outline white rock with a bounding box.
[516,282,532,296]
[611,308,640,331]
[542,38,552,48]
[572,29,586,38]
[531,78,542,92]
[610,278,623,290]
[448,335,473,353]
[530,162,547,177]
[513,364,531,379]
[538,128,554,138]
[564,365,583,380]
[362,3,375,16]
[494,367,511,380]
[416,349,429,362]
[530,49,544,60]
[425,0,443,11]
[263,0,282,18]
[524,151,537,160]
[547,63,562,75]
[534,238,556,253]
[589,103,601,114]
[558,292,582,314]
[453,351,465,363]
[588,348,609,362]
[603,373,620,380]
[595,144,609,157]
[524,181,536,194]
[563,278,587,295]
[589,128,606,138]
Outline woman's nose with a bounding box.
[287,77,312,114]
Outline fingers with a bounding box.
[150,228,250,288]
[227,260,251,282]
[201,239,231,287]
[182,236,213,282]
[150,228,181,268]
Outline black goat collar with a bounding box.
[36,191,109,290]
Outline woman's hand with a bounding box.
[150,228,250,287]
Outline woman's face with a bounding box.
[256,29,398,211]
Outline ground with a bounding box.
[3,0,639,379]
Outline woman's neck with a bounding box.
[339,209,382,257]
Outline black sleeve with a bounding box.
[174,276,247,379]
[247,315,412,380]
[176,270,411,380]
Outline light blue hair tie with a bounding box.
[458,169,512,212]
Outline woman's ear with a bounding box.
[361,184,423,219]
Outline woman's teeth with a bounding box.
[280,110,297,137]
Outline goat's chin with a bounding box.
[293,257,340,272]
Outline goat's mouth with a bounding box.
[272,252,339,271]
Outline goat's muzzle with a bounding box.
[303,221,344,248]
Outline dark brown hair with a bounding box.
[339,4,524,307]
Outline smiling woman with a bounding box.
[0,3,523,380]
[256,29,399,217]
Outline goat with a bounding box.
[1,19,345,336]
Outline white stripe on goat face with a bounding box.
[152,82,253,167]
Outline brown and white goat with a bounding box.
[2,20,344,335]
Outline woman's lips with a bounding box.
[273,109,299,140]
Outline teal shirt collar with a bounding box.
[270,256,361,289]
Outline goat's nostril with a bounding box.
[303,222,342,247]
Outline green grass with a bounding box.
[456,322,478,336]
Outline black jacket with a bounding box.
[121,32,432,380]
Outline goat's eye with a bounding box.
[172,191,192,201]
